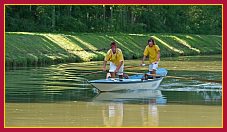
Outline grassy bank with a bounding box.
[5,32,222,67]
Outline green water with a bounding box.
[5,55,222,127]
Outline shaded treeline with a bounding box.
[5,5,222,35]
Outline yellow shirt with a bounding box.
[105,48,124,66]
[143,45,160,63]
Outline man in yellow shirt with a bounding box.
[103,42,124,79]
[141,38,160,78]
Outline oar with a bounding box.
[124,65,145,69]
[145,73,222,83]
[80,70,108,75]
[80,65,142,75]
[126,71,222,83]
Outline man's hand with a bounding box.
[140,63,146,66]
[114,69,119,73]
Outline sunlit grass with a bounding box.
[169,35,200,53]
[70,35,98,50]
[128,34,147,36]
[5,32,222,67]
[152,36,184,54]
[44,34,83,51]
[105,35,134,53]
[185,35,194,40]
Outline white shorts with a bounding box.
[149,62,159,71]
[109,62,124,75]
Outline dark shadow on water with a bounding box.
[5,88,99,103]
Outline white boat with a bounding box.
[89,68,167,92]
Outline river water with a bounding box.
[5,55,222,127]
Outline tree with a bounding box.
[5,5,222,35]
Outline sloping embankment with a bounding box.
[5,32,222,67]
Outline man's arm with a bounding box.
[157,51,160,61]
[103,60,107,71]
[141,55,146,66]
[141,47,148,66]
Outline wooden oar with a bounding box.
[80,65,142,75]
[126,71,222,83]
[145,73,222,83]
[81,70,108,75]
[124,65,145,69]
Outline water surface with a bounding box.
[5,55,222,127]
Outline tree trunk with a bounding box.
[103,5,106,22]
[51,6,56,30]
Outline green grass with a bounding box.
[5,32,222,67]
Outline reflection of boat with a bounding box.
[102,103,123,127]
[89,68,167,92]
[101,102,161,127]
[93,90,166,127]
[141,100,160,126]
[93,89,167,104]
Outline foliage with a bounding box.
[5,5,222,35]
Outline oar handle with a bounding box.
[145,73,164,77]
[124,65,145,69]
[81,70,108,75]
[83,65,143,76]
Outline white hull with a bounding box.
[90,78,163,92]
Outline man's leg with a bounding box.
[149,63,158,79]
[110,72,116,78]
[106,72,111,79]
[151,62,159,79]
[151,69,157,79]
[117,64,124,79]
[109,62,116,78]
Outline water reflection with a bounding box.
[140,99,161,126]
[5,67,98,103]
[93,89,166,127]
[200,90,222,102]
[102,103,123,127]
[93,89,166,104]
[160,86,222,105]
[100,101,160,127]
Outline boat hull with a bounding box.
[90,78,163,92]
[89,68,167,92]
